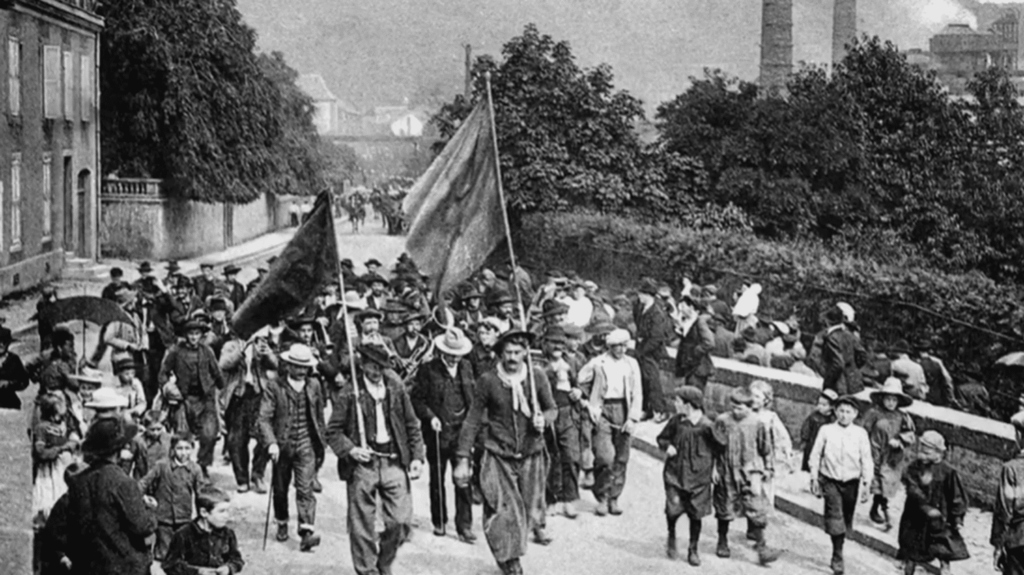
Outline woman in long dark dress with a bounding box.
[897,430,969,575]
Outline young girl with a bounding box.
[140,435,208,562]
[112,357,146,422]
[32,393,80,527]
[749,379,794,531]
[862,377,916,532]
[897,431,969,575]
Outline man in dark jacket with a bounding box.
[193,263,218,303]
[673,295,715,391]
[66,418,157,575]
[820,305,865,395]
[328,344,425,575]
[411,328,476,542]
[222,265,247,311]
[259,343,327,552]
[634,278,674,422]
[0,327,29,409]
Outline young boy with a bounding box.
[121,410,172,480]
[809,395,873,575]
[140,435,209,562]
[801,389,838,473]
[163,486,245,575]
[712,387,782,565]
[897,431,969,575]
[657,386,716,566]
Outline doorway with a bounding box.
[76,169,89,257]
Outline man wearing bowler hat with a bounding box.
[328,344,425,574]
[222,265,246,311]
[260,343,327,551]
[454,330,557,575]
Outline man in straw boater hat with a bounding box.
[454,329,557,575]
[410,327,477,542]
[993,410,1024,575]
[259,343,327,552]
[328,343,425,575]
[65,417,157,575]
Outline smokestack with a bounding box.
[759,0,793,93]
[464,44,472,98]
[832,0,856,67]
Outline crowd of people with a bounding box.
[7,253,1021,575]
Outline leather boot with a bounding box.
[830,535,845,574]
[312,475,323,493]
[595,499,608,516]
[666,533,678,560]
[753,529,782,566]
[688,519,703,566]
[299,530,321,552]
[869,497,884,524]
[532,526,553,546]
[252,475,267,494]
[716,520,731,558]
[608,499,623,516]
[275,522,289,542]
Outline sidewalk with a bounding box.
[631,421,992,575]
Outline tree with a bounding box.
[99,0,327,203]
[432,24,653,215]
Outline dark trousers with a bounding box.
[184,396,219,469]
[1004,546,1024,575]
[272,441,317,531]
[146,340,167,408]
[546,405,581,503]
[593,401,630,501]
[226,392,268,486]
[347,457,412,575]
[480,450,547,563]
[820,476,859,536]
[426,430,472,533]
[639,356,667,414]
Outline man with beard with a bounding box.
[356,308,397,359]
[394,311,430,380]
[411,328,477,542]
[454,331,557,575]
[364,274,391,311]
[487,291,521,334]
[455,289,486,336]
[328,345,424,574]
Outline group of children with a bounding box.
[657,377,969,575]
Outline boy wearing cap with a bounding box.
[539,329,583,519]
[259,343,327,552]
[658,385,716,566]
[712,387,782,565]
[411,328,476,541]
[897,430,969,575]
[328,344,425,574]
[800,389,838,473]
[808,395,873,575]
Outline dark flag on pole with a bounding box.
[232,190,339,340]
[403,101,504,295]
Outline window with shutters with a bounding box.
[43,46,60,119]
[8,39,20,116]
[11,153,21,250]
[80,55,92,122]
[42,153,52,241]
[62,51,73,120]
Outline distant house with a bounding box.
[296,73,338,134]
[390,112,424,137]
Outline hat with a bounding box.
[487,290,516,307]
[355,309,384,324]
[871,377,913,408]
[638,277,659,296]
[582,280,598,292]
[435,328,473,356]
[110,267,124,278]
[82,417,136,458]
[479,317,505,333]
[0,327,16,345]
[343,291,366,310]
[836,302,855,323]
[182,319,206,333]
[562,325,585,339]
[889,340,912,355]
[287,315,316,330]
[541,300,569,318]
[174,275,193,289]
[918,430,947,452]
[400,311,427,324]
[770,321,791,336]
[69,372,104,388]
[675,385,704,408]
[280,343,318,367]
[85,387,130,410]
[494,330,536,353]
[208,298,230,314]
[340,258,353,268]
[166,261,181,273]
[223,265,241,276]
[200,262,214,270]
[364,273,388,287]
[732,283,762,317]
[357,344,392,368]
[137,261,153,273]
[833,395,860,410]
[542,329,568,345]
[606,329,631,346]
[819,389,840,403]
[112,357,137,374]
[382,299,411,314]
[459,288,483,301]
[585,320,616,336]
[365,258,382,268]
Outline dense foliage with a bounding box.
[100,0,329,202]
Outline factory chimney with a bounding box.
[832,0,857,67]
[760,0,793,93]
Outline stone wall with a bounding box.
[0,408,33,575]
[673,355,1013,508]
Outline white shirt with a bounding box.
[364,378,391,443]
[564,296,594,328]
[808,422,873,483]
[287,377,306,393]
[601,356,631,399]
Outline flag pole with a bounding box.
[484,71,539,414]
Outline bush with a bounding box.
[519,212,1024,416]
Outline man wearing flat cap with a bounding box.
[453,330,557,575]
[634,277,673,422]
[328,344,425,574]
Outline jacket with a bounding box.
[0,351,30,409]
[326,373,425,481]
[674,314,715,379]
[163,520,244,575]
[158,343,225,399]
[65,459,156,575]
[410,357,475,448]
[258,376,326,456]
[587,353,644,424]
[140,459,207,525]
[457,367,557,460]
[821,326,865,395]
[634,300,674,360]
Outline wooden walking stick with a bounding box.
[262,462,274,551]
[434,426,446,536]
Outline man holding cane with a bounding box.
[454,330,557,575]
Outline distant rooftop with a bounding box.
[296,74,337,102]
[936,23,986,36]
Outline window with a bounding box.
[62,51,73,120]
[79,54,92,122]
[11,153,21,249]
[7,39,20,115]
[42,153,52,240]
[43,46,60,119]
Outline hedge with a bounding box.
[518,212,1024,419]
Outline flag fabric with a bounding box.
[403,101,504,295]
[232,191,339,339]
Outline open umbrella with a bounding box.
[996,351,1024,367]
[38,296,134,327]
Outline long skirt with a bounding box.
[32,452,74,526]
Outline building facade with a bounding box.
[0,0,101,294]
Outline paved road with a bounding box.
[211,444,901,575]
